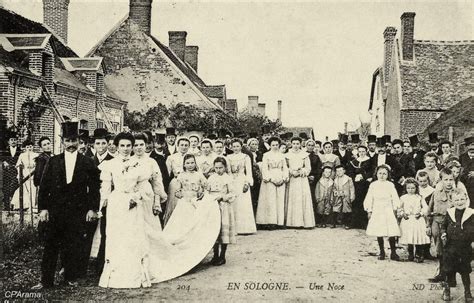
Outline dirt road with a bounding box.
[25,227,471,302]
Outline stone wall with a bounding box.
[400,110,443,139]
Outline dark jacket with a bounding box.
[33,152,51,187]
[149,150,170,191]
[409,149,426,172]
[370,153,403,182]
[460,152,474,207]
[334,149,353,169]
[92,152,114,167]
[38,153,100,216]
[393,152,416,178]
[308,151,323,182]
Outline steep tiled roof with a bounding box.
[201,85,226,99]
[398,40,474,110]
[54,67,91,92]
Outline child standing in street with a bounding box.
[333,165,355,229]
[440,189,473,302]
[417,152,440,187]
[398,178,430,263]
[207,157,237,266]
[416,170,436,260]
[364,164,401,260]
[315,166,334,228]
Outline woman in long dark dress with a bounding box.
[305,140,322,219]
[346,145,373,229]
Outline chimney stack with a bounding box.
[185,46,199,72]
[383,27,397,84]
[344,122,348,134]
[277,100,282,121]
[401,12,416,61]
[169,31,187,61]
[43,0,70,43]
[129,0,153,35]
[248,96,259,113]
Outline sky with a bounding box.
[2,0,472,139]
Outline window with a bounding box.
[80,119,88,130]
[96,120,104,129]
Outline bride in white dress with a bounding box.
[99,133,220,288]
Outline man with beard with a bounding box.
[334,134,352,169]
[367,135,377,158]
[350,134,361,158]
[149,133,170,192]
[32,121,100,289]
[408,135,426,172]
[163,127,177,158]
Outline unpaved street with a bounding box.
[36,227,471,302]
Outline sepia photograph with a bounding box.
[0,0,473,301]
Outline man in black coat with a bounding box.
[460,136,474,208]
[370,137,403,183]
[1,130,21,210]
[334,134,352,169]
[150,133,171,225]
[162,127,177,159]
[408,135,426,172]
[86,128,114,276]
[33,137,53,188]
[392,139,416,179]
[33,121,100,289]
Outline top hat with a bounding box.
[331,139,339,146]
[376,137,385,147]
[409,135,419,147]
[61,121,80,138]
[382,135,391,144]
[367,135,377,143]
[351,134,360,143]
[92,128,109,139]
[166,127,176,136]
[464,135,474,147]
[155,133,166,143]
[299,132,309,140]
[428,132,439,143]
[249,132,258,138]
[339,134,348,144]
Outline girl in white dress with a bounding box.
[398,178,430,263]
[163,137,190,225]
[227,139,257,234]
[285,137,315,228]
[364,164,401,261]
[208,157,237,266]
[99,132,166,288]
[256,137,289,227]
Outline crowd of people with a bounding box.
[1,122,473,301]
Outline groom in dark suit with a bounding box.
[33,121,100,289]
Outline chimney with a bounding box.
[43,0,70,43]
[383,27,397,84]
[28,52,43,75]
[185,46,199,72]
[129,0,153,35]
[277,100,282,121]
[401,12,416,61]
[169,31,187,61]
[258,103,266,116]
[344,122,348,134]
[85,72,97,92]
[248,96,259,113]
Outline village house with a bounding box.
[368,12,473,140]
[86,0,236,117]
[0,2,127,153]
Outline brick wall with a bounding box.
[43,0,70,43]
[400,110,443,139]
[0,71,13,121]
[56,85,96,132]
[129,0,152,35]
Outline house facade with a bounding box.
[368,12,473,140]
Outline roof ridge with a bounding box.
[414,39,474,45]
[85,13,129,57]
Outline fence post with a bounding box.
[18,164,24,226]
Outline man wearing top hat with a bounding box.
[408,135,426,172]
[429,132,443,156]
[150,133,170,192]
[33,121,100,289]
[460,136,474,207]
[78,129,91,156]
[382,135,392,154]
[163,127,177,158]
[350,134,361,158]
[370,137,403,183]
[1,128,21,210]
[334,134,352,169]
[85,128,114,276]
[367,135,377,158]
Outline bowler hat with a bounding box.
[409,135,419,147]
[351,134,360,143]
[367,135,377,143]
[464,136,474,147]
[61,121,79,138]
[92,128,109,139]
[155,133,166,143]
[428,133,439,143]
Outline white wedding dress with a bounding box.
[98,156,220,288]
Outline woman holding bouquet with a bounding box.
[285,137,316,228]
[256,137,289,228]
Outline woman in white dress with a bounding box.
[98,133,167,288]
[256,137,289,227]
[163,137,190,225]
[285,137,316,228]
[11,140,38,211]
[226,139,257,234]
